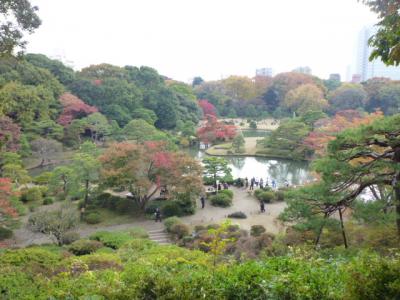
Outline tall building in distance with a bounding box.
[292,66,312,75]
[256,67,273,77]
[356,26,400,81]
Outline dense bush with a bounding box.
[20,187,43,203]
[0,244,399,299]
[275,190,285,201]
[170,223,190,239]
[218,189,233,199]
[0,227,13,240]
[94,193,136,214]
[83,211,102,224]
[164,217,182,232]
[42,197,54,205]
[61,231,80,245]
[254,190,275,203]
[209,193,232,207]
[89,231,133,249]
[161,201,183,217]
[68,239,104,255]
[227,211,247,219]
[144,200,167,215]
[250,225,266,237]
[127,227,149,239]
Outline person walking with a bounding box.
[260,201,265,213]
[200,196,205,209]
[250,178,254,190]
[272,179,276,189]
[155,208,162,222]
[260,178,264,189]
[245,177,249,189]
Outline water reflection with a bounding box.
[185,149,313,187]
[225,156,312,186]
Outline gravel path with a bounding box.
[8,187,285,247]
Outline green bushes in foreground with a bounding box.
[0,243,399,299]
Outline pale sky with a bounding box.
[27,0,378,82]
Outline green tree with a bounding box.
[361,0,400,65]
[232,131,245,153]
[131,108,158,125]
[48,166,77,199]
[72,152,100,207]
[284,84,328,116]
[0,0,41,56]
[202,157,232,186]
[328,84,367,113]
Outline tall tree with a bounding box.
[202,157,232,186]
[361,0,400,65]
[0,0,41,56]
[283,84,328,116]
[100,142,203,209]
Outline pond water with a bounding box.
[187,149,313,187]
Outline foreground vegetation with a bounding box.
[1,234,399,299]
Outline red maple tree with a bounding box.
[303,110,383,156]
[197,114,237,143]
[57,93,98,126]
[198,99,217,117]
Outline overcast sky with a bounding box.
[27,0,378,82]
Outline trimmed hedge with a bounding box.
[83,211,102,224]
[228,211,247,219]
[68,239,104,255]
[210,194,232,207]
[218,189,233,199]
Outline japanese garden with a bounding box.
[0,0,400,299]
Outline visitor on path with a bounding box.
[284,180,289,187]
[260,178,264,189]
[272,179,276,189]
[155,208,162,222]
[245,177,249,188]
[200,196,205,209]
[260,201,265,213]
[250,178,255,190]
[218,183,222,191]
[223,182,229,189]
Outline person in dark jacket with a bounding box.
[260,201,265,213]
[155,208,162,222]
[200,196,205,209]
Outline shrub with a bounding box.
[145,200,167,215]
[255,191,275,203]
[210,194,232,207]
[174,192,196,216]
[34,172,52,185]
[68,239,103,255]
[170,223,190,239]
[251,225,266,237]
[61,231,80,245]
[228,211,247,219]
[42,197,54,205]
[164,217,182,232]
[275,190,285,201]
[194,225,206,232]
[0,227,13,240]
[114,198,135,214]
[20,187,43,203]
[89,231,133,249]
[207,224,220,230]
[218,189,233,199]
[83,211,102,224]
[162,201,183,217]
[127,227,148,239]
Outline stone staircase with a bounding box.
[148,229,171,245]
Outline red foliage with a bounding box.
[57,93,98,126]
[197,115,237,143]
[198,99,217,117]
[303,110,383,156]
[0,116,21,151]
[92,79,103,86]
[0,178,18,220]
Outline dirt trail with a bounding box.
[9,187,285,247]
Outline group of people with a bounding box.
[244,177,281,190]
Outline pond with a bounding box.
[187,149,313,188]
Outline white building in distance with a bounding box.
[357,26,400,81]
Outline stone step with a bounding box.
[148,229,165,234]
